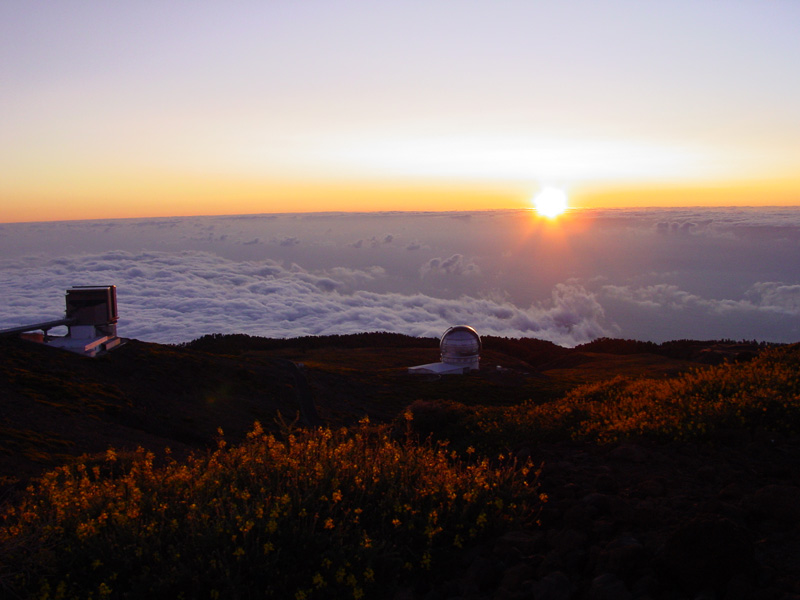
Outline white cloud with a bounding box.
[0,251,613,347]
[419,254,481,278]
[746,282,800,314]
[601,284,711,310]
[602,282,800,318]
[599,281,800,342]
[655,221,699,236]
[3,207,800,345]
[329,266,387,290]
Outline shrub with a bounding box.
[405,344,800,448]
[1,423,542,599]
[509,344,800,444]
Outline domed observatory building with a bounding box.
[409,325,481,375]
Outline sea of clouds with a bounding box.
[2,208,799,346]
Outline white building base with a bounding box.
[408,361,475,375]
[45,327,123,358]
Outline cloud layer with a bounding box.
[1,208,799,345]
[0,251,613,346]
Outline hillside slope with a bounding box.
[0,333,747,490]
[2,335,799,598]
[0,337,302,488]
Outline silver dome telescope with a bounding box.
[440,325,481,370]
[409,325,481,375]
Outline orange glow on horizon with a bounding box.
[0,175,531,223]
[1,175,799,223]
[572,179,800,210]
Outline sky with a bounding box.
[2,208,800,346]
[2,1,800,223]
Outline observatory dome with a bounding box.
[440,325,481,369]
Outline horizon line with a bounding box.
[5,204,800,226]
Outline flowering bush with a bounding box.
[1,422,541,599]
[408,344,800,447]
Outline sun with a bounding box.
[532,187,569,218]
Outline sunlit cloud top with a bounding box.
[1,1,799,222]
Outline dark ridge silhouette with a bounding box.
[576,336,776,363]
[179,331,440,354]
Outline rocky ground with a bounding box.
[398,435,800,600]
